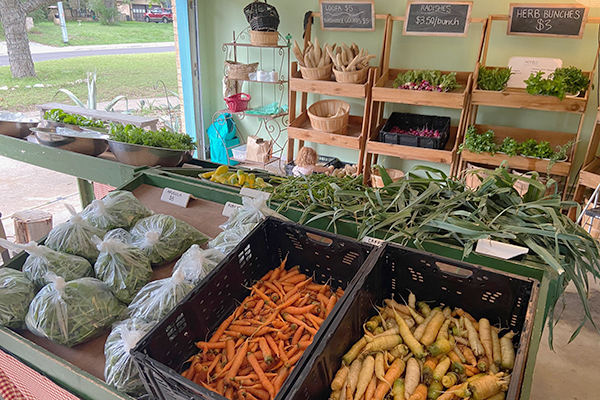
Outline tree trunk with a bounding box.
[0,0,36,78]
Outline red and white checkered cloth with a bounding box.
[0,350,81,400]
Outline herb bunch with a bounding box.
[44,109,105,128]
[109,124,196,151]
[477,66,513,91]
[524,66,589,100]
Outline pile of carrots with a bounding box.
[181,256,343,400]
[329,294,516,400]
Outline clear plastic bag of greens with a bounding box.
[104,317,155,396]
[209,223,257,255]
[0,268,36,329]
[81,190,153,231]
[93,229,152,304]
[0,238,93,289]
[172,245,224,285]
[130,214,211,264]
[127,269,194,322]
[45,204,107,263]
[25,273,125,347]
[218,194,284,231]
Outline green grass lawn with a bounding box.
[0,21,174,47]
[0,52,177,111]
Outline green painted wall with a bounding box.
[194,0,600,177]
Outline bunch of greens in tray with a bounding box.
[109,124,196,151]
[524,66,590,100]
[0,268,35,329]
[268,165,600,346]
[477,66,513,91]
[459,125,497,155]
[44,109,105,128]
[393,69,459,93]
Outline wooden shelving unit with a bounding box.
[459,14,600,186]
[286,12,389,174]
[571,110,600,219]
[363,15,488,183]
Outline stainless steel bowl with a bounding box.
[32,127,109,157]
[108,140,189,167]
[0,120,40,139]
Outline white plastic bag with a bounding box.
[45,204,107,262]
[81,190,152,231]
[130,214,211,264]
[209,223,257,255]
[172,245,224,285]
[26,273,125,347]
[127,269,194,322]
[104,317,155,395]
[219,194,283,231]
[93,229,152,304]
[0,238,93,289]
[0,268,35,329]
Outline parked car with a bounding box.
[144,8,173,23]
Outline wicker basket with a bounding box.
[244,0,279,32]
[307,100,350,135]
[333,67,369,84]
[299,64,333,81]
[371,168,404,188]
[225,61,259,81]
[250,30,279,46]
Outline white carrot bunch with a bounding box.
[292,37,335,69]
[328,42,376,72]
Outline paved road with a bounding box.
[0,44,174,66]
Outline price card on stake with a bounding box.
[404,1,472,37]
[222,202,242,217]
[239,187,271,200]
[319,0,375,31]
[507,4,588,39]
[160,188,192,208]
[361,236,386,247]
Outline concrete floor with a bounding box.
[0,156,599,398]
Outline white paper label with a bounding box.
[361,236,385,247]
[222,202,242,217]
[239,187,271,199]
[475,239,529,260]
[507,56,562,89]
[160,188,191,208]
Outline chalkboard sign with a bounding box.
[319,0,375,31]
[404,1,472,37]
[508,4,588,38]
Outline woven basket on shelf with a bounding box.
[250,31,279,46]
[299,64,333,81]
[307,99,350,135]
[333,67,369,84]
[244,0,279,32]
[225,61,259,81]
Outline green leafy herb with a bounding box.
[524,67,589,100]
[477,66,513,91]
[109,124,196,151]
[498,137,519,156]
[393,70,459,92]
[519,138,539,157]
[44,108,105,128]
[534,141,554,159]
[553,66,590,95]
[459,126,497,154]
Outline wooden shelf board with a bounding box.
[288,112,363,150]
[289,69,369,99]
[366,125,458,165]
[471,88,588,114]
[579,157,600,189]
[461,151,571,176]
[372,69,470,109]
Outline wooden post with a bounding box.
[13,210,53,244]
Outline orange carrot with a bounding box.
[224,340,248,385]
[206,353,221,380]
[292,325,305,345]
[283,273,308,284]
[258,337,274,365]
[283,313,318,335]
[288,349,304,366]
[279,267,299,281]
[196,341,227,349]
[224,386,234,400]
[408,384,427,400]
[245,386,270,400]
[284,304,316,315]
[247,352,276,399]
[216,378,225,395]
[226,326,274,337]
[297,340,312,350]
[253,285,273,304]
[325,295,337,315]
[305,313,324,327]
[253,299,265,315]
[265,334,280,358]
[273,366,290,393]
[316,293,331,304]
[210,313,236,343]
[374,359,405,400]
[243,391,261,400]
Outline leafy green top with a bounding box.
[109,124,196,151]
[44,109,105,128]
[477,66,513,91]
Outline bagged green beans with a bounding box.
[45,204,107,263]
[219,194,284,231]
[81,190,152,230]
[130,214,210,264]
[127,269,194,322]
[172,245,224,285]
[0,268,35,329]
[26,273,125,347]
[93,229,152,304]
[0,238,93,289]
[104,317,155,395]
[209,223,257,255]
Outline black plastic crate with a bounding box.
[285,155,345,176]
[379,112,451,149]
[132,217,374,400]
[284,242,540,400]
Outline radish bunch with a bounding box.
[390,126,443,138]
[397,79,445,92]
